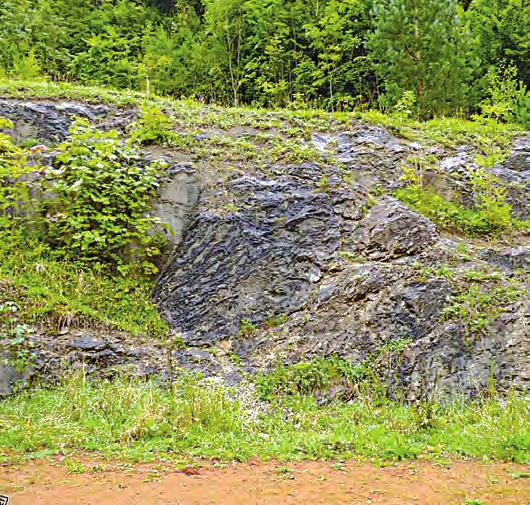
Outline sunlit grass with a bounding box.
[0,373,527,464]
[0,238,168,338]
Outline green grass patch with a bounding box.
[395,184,529,237]
[0,239,167,338]
[0,373,528,464]
[358,110,521,163]
[395,185,495,235]
[0,79,521,157]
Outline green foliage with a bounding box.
[395,185,493,236]
[130,105,175,145]
[12,50,43,80]
[48,119,166,275]
[467,0,529,89]
[238,319,257,337]
[256,356,367,400]
[0,300,34,373]
[0,372,527,463]
[256,340,413,402]
[0,235,168,338]
[0,0,525,114]
[395,159,523,237]
[442,282,525,341]
[480,64,530,127]
[0,118,38,231]
[263,313,287,329]
[0,115,168,338]
[368,0,475,116]
[468,165,513,231]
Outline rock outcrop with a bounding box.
[0,98,528,399]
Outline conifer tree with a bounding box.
[368,0,475,116]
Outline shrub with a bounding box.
[395,159,522,236]
[47,119,167,275]
[256,356,367,400]
[469,165,513,231]
[395,185,493,236]
[442,282,525,341]
[0,118,38,231]
[480,64,529,128]
[129,105,176,145]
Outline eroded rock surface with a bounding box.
[1,99,528,399]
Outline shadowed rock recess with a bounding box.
[1,99,528,399]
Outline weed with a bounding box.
[316,175,330,191]
[275,465,294,476]
[0,239,168,337]
[339,251,364,263]
[130,105,176,145]
[0,300,35,373]
[415,264,453,281]
[255,356,367,401]
[442,283,525,341]
[462,269,503,282]
[395,185,492,236]
[0,373,527,464]
[508,470,530,479]
[64,459,87,474]
[395,154,526,237]
[263,314,287,329]
[228,353,242,365]
[238,319,257,337]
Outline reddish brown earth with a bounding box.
[1,459,529,505]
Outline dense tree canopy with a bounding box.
[0,0,528,118]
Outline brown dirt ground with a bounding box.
[1,459,529,505]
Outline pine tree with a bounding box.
[368,0,476,116]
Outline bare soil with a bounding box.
[1,459,529,505]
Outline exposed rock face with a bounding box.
[155,167,368,345]
[153,163,201,251]
[1,99,528,399]
[0,98,135,143]
[0,99,109,143]
[352,197,438,259]
[153,133,529,400]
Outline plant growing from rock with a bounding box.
[441,282,525,344]
[47,118,167,275]
[395,156,525,237]
[0,117,38,232]
[129,104,176,145]
[0,300,34,373]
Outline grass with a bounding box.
[0,78,521,155]
[0,373,528,464]
[358,110,521,162]
[395,184,530,237]
[0,238,168,338]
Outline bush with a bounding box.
[395,160,522,237]
[395,185,492,236]
[0,118,38,230]
[129,105,176,145]
[255,357,367,401]
[480,64,530,128]
[0,118,168,337]
[47,119,167,275]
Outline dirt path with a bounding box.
[1,459,529,505]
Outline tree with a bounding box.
[304,0,375,109]
[202,0,248,106]
[368,0,476,116]
[467,0,529,87]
